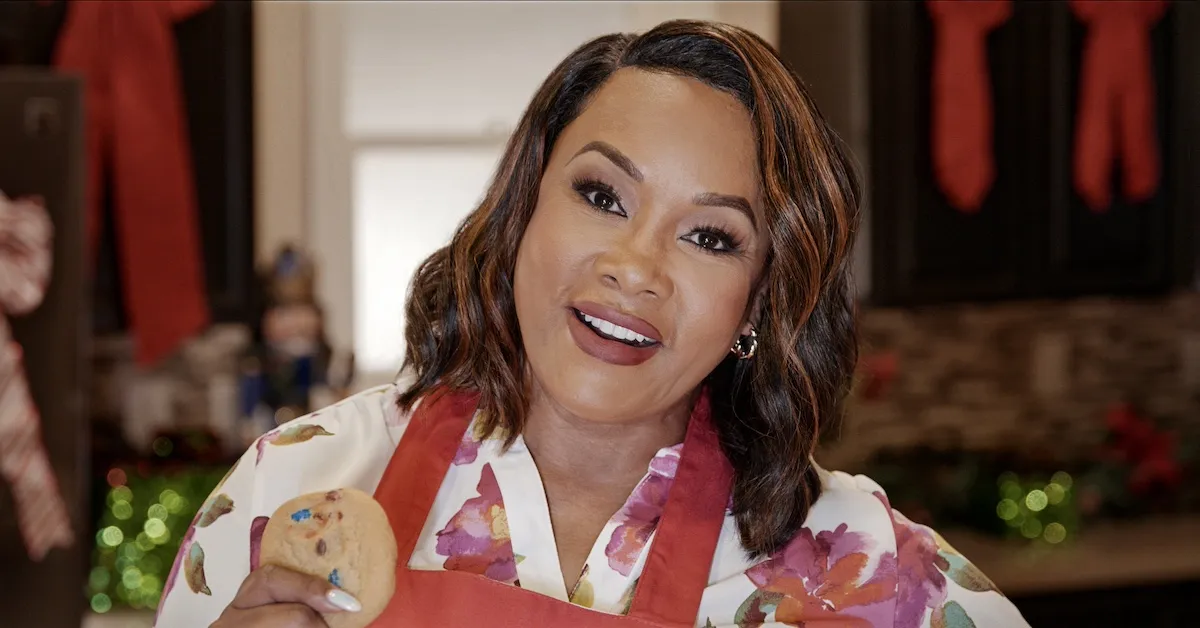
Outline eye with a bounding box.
[584,189,619,212]
[572,177,626,216]
[682,226,741,254]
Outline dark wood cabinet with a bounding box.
[175,2,256,324]
[0,71,89,628]
[783,1,1199,306]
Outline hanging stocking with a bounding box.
[0,192,73,561]
[1071,0,1167,212]
[927,0,1012,213]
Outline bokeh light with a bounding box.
[144,518,167,539]
[90,594,112,614]
[1051,471,1073,490]
[152,437,174,457]
[147,504,169,521]
[1043,522,1068,544]
[1025,489,1049,512]
[1020,518,1044,539]
[112,500,133,521]
[106,468,127,488]
[996,498,1019,521]
[100,526,124,547]
[89,466,227,613]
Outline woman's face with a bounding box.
[513,68,768,423]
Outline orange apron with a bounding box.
[370,390,733,627]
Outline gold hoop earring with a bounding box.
[730,328,758,360]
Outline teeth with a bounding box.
[581,313,649,344]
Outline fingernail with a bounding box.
[326,588,362,612]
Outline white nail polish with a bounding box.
[327,588,362,612]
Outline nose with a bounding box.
[593,226,673,300]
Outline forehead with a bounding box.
[555,68,760,197]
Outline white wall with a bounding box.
[254,1,780,387]
[253,1,307,265]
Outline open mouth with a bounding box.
[572,308,660,348]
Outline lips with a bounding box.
[566,302,663,366]
[571,302,662,343]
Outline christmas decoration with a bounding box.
[858,401,1197,544]
[927,0,1012,213]
[52,0,214,365]
[857,351,899,401]
[88,464,226,614]
[993,471,1080,545]
[0,191,73,561]
[239,247,353,445]
[1070,0,1168,211]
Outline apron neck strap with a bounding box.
[376,387,734,626]
[627,391,733,624]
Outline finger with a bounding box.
[231,564,361,613]
[213,603,330,628]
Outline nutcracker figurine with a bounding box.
[238,246,353,443]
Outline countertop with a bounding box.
[942,515,1200,596]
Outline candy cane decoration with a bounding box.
[0,192,73,561]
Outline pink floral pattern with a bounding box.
[249,516,269,572]
[741,523,895,627]
[885,494,999,628]
[605,445,681,576]
[453,423,483,465]
[435,463,517,584]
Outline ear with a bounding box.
[739,285,766,337]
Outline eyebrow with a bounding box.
[570,140,758,229]
[570,141,644,183]
[693,192,757,230]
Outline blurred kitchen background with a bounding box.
[0,1,1196,627]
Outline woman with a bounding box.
[157,20,1027,628]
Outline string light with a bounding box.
[88,466,227,612]
[993,470,1079,546]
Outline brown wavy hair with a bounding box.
[398,20,861,557]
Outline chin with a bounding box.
[534,359,650,424]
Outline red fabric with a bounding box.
[1070,0,1167,212]
[52,1,211,365]
[369,389,733,627]
[927,0,1012,213]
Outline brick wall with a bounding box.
[821,293,1200,469]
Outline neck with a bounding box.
[521,384,693,489]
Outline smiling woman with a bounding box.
[156,19,1029,628]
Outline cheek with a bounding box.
[514,197,592,317]
[675,265,752,354]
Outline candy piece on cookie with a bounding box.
[260,488,397,628]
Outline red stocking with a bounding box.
[1071,0,1168,212]
[927,0,1012,213]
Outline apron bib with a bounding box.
[368,389,733,627]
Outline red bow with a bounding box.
[927,0,1012,213]
[1070,0,1168,212]
[52,0,213,365]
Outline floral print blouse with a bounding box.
[155,383,1029,627]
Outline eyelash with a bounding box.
[571,176,744,255]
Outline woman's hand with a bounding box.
[210,564,362,627]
